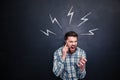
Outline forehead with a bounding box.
[67,36,78,41]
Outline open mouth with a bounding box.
[71,46,76,50]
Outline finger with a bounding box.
[80,57,87,62]
[82,58,87,62]
[80,60,86,65]
[80,62,84,66]
[77,62,80,67]
[78,62,84,67]
[79,58,87,65]
[64,43,68,49]
[77,61,86,68]
[64,42,67,47]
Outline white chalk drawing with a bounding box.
[80,28,99,35]
[40,6,99,36]
[77,12,91,27]
[49,14,62,29]
[40,29,56,36]
[67,6,74,24]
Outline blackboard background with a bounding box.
[1,0,120,80]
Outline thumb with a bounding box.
[77,62,80,67]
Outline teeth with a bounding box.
[71,47,75,48]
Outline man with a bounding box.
[53,31,87,80]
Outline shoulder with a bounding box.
[77,47,85,53]
[54,46,63,55]
[77,47,86,57]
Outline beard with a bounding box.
[69,45,77,54]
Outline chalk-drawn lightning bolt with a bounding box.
[49,14,62,29]
[80,28,99,35]
[77,12,91,27]
[40,29,56,36]
[67,6,74,24]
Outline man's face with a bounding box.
[66,36,78,53]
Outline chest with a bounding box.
[65,54,80,66]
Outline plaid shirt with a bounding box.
[53,46,86,80]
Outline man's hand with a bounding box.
[77,57,87,72]
[62,43,68,60]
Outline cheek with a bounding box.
[67,43,72,47]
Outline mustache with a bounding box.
[71,45,77,47]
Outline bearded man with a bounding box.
[53,31,87,80]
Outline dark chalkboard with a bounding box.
[1,0,120,80]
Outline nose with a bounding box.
[72,42,76,45]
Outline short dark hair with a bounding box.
[64,31,78,40]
